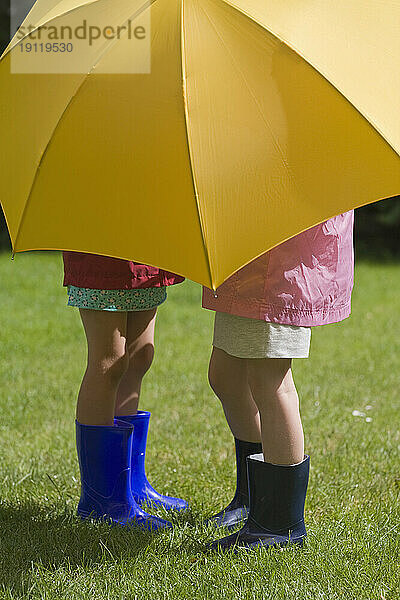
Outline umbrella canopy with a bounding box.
[1,0,399,289]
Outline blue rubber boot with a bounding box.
[209,454,310,551]
[118,411,188,511]
[76,419,172,531]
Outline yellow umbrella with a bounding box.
[1,0,399,289]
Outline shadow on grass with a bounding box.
[0,500,173,593]
[0,500,211,593]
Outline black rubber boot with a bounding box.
[209,453,310,551]
[207,438,262,529]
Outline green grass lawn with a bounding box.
[0,251,399,600]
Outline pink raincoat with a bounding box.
[202,212,354,327]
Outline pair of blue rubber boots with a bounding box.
[76,411,188,531]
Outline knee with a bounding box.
[130,343,155,379]
[96,350,130,386]
[247,358,295,402]
[208,357,229,401]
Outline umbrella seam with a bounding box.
[180,0,215,290]
[2,0,106,59]
[201,0,301,197]
[12,0,159,252]
[219,0,399,157]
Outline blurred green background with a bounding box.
[1,4,399,258]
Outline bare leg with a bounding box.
[76,309,128,426]
[114,309,157,417]
[208,348,261,443]
[247,358,304,465]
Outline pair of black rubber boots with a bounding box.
[207,438,310,551]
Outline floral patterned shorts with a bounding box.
[67,285,167,312]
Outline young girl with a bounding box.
[63,251,188,531]
[202,212,354,550]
